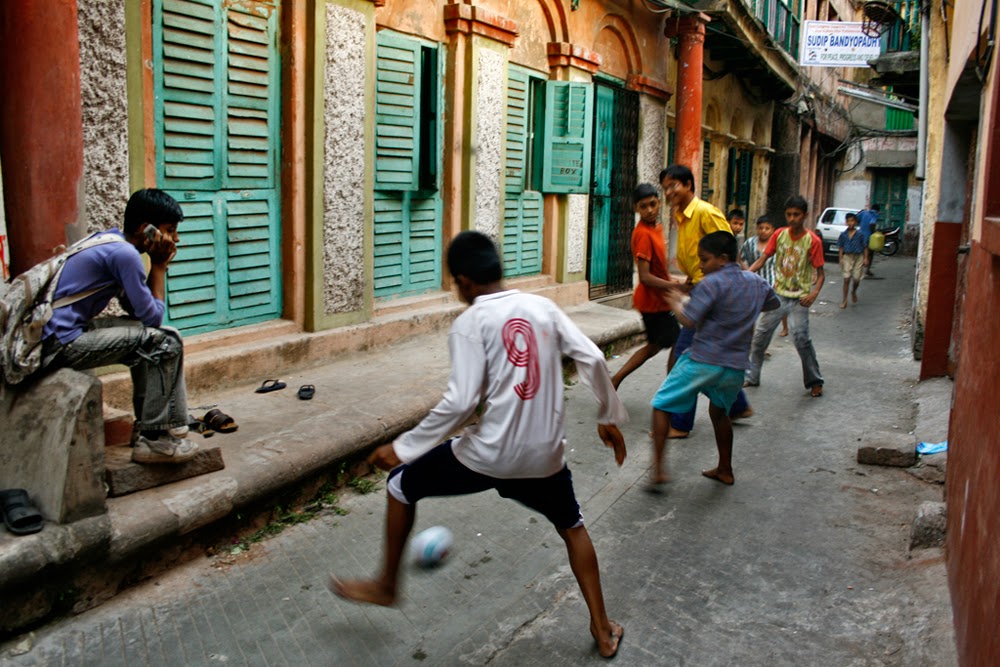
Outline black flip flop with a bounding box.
[298,384,315,400]
[1,488,44,535]
[255,379,287,394]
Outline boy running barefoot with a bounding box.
[837,212,866,308]
[331,231,629,659]
[746,195,826,397]
[612,183,682,389]
[651,232,778,486]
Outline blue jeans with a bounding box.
[43,318,189,431]
[669,326,750,432]
[745,296,823,389]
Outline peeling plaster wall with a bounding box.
[323,4,367,315]
[638,96,666,185]
[474,48,504,240]
[566,193,587,274]
[78,0,129,235]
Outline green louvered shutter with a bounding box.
[373,32,442,298]
[541,81,593,194]
[375,34,421,191]
[502,66,542,277]
[154,0,281,334]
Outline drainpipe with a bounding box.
[916,2,929,180]
[667,12,710,188]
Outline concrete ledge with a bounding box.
[0,369,106,523]
[857,432,917,468]
[910,501,946,550]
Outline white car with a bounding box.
[815,207,859,256]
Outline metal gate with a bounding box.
[587,82,638,299]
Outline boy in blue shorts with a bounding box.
[651,231,779,486]
[331,231,629,658]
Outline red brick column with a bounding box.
[0,0,84,275]
[666,13,710,187]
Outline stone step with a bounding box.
[104,443,226,498]
[103,405,134,448]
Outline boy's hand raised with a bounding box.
[368,443,402,471]
[598,424,627,466]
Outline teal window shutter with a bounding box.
[541,81,594,194]
[503,66,543,277]
[505,67,530,193]
[375,33,421,192]
[154,0,282,335]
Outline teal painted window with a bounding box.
[727,148,753,210]
[541,81,594,194]
[503,65,544,278]
[374,31,443,298]
[701,139,715,201]
[153,0,282,335]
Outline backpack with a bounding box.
[0,233,125,387]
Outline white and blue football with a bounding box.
[410,526,453,568]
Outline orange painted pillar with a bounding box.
[668,13,710,188]
[0,0,84,276]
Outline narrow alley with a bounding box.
[1,256,956,666]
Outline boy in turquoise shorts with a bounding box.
[651,232,778,486]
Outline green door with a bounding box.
[502,66,543,277]
[872,169,908,229]
[373,32,443,298]
[153,0,281,335]
[587,84,615,292]
[586,81,638,299]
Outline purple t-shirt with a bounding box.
[42,230,165,344]
[683,263,779,370]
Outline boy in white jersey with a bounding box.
[331,231,629,658]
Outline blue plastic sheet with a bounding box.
[916,441,948,455]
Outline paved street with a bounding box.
[1,256,956,667]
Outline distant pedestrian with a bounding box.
[727,208,746,238]
[838,212,866,308]
[612,183,681,390]
[652,231,779,486]
[331,231,628,659]
[745,195,826,397]
[858,204,880,277]
[660,164,753,438]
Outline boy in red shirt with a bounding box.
[612,183,682,389]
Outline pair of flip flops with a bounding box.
[1,489,43,536]
[255,379,315,400]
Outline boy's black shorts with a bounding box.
[389,440,584,530]
[641,311,680,349]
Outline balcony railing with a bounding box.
[752,0,800,56]
[879,0,920,53]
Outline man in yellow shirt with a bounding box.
[658,164,752,438]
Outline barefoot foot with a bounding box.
[840,301,847,309]
[328,576,397,607]
[702,467,735,485]
[592,620,624,658]
[731,407,754,420]
[778,329,789,337]
[852,293,858,304]
[667,427,689,439]
[810,385,824,398]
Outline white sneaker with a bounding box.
[168,424,190,438]
[132,433,199,464]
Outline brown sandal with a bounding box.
[202,408,238,433]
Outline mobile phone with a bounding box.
[143,225,160,243]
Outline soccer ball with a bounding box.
[410,526,453,567]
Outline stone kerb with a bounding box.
[0,368,107,523]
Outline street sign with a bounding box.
[800,21,882,68]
